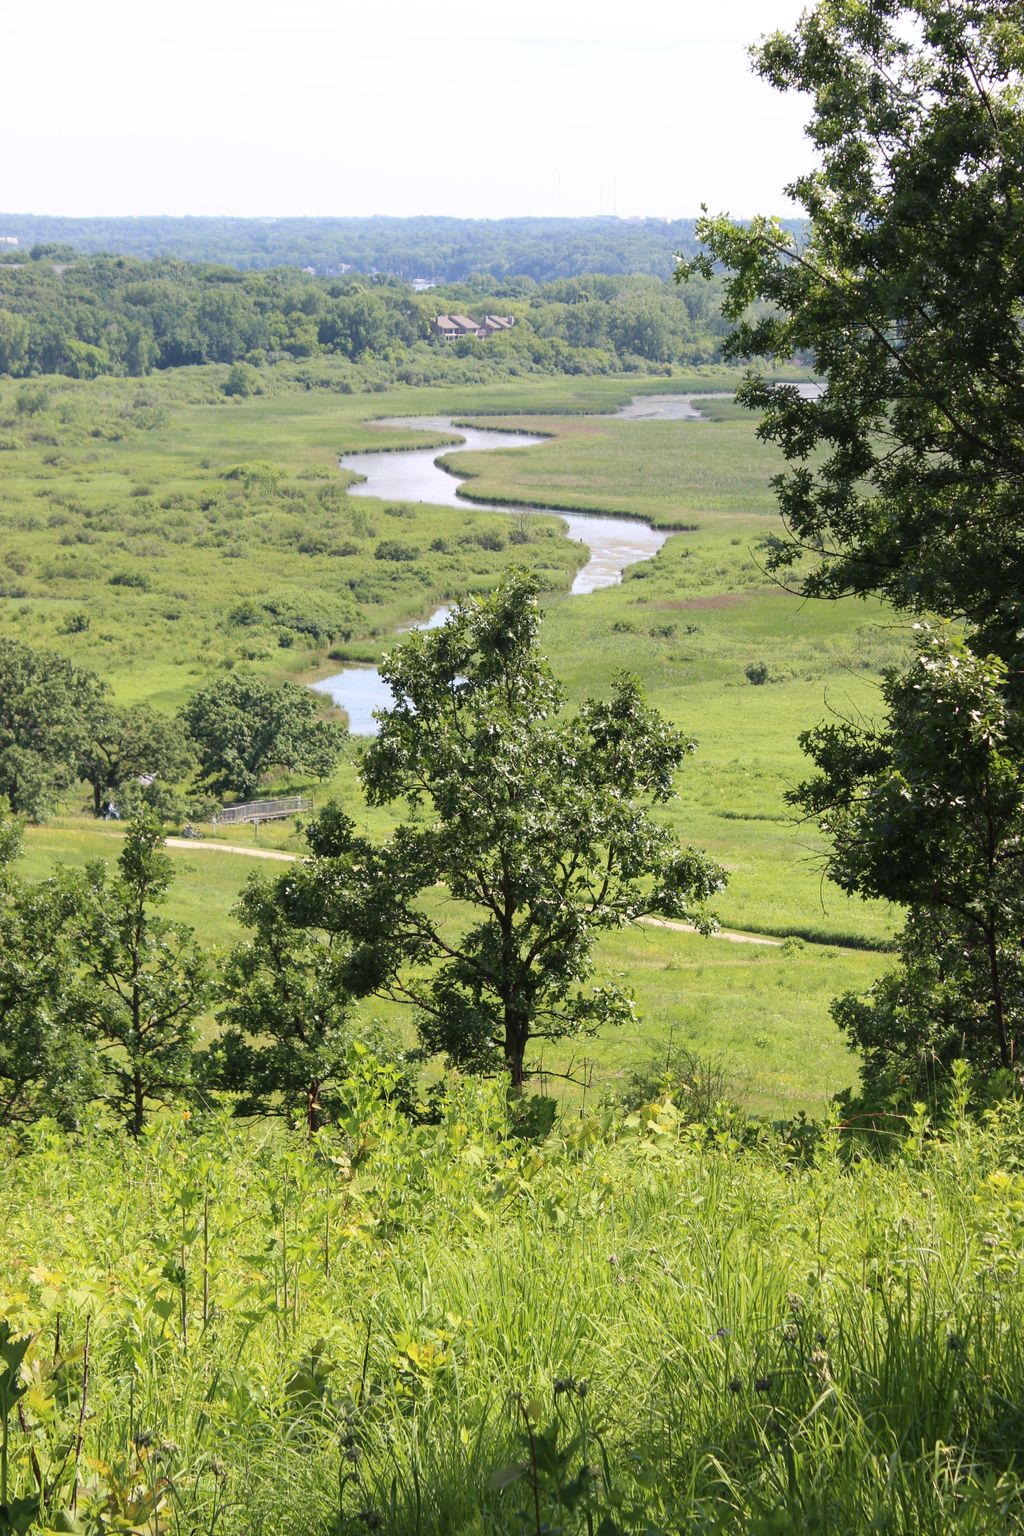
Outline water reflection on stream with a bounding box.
[313,394,713,735]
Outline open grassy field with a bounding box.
[445,411,786,528]
[17,817,873,1117]
[1,361,903,1114]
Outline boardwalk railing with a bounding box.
[212,795,312,827]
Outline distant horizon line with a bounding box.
[0,210,800,224]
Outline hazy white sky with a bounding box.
[3,0,813,219]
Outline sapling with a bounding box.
[73,815,208,1135]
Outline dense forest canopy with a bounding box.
[0,213,807,281]
[0,255,743,379]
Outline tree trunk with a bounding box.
[504,1009,528,1089]
[132,1070,145,1138]
[306,1082,321,1138]
[986,923,1012,1070]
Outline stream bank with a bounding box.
[314,394,717,734]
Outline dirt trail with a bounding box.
[32,831,789,945]
[163,840,783,944]
[163,837,298,862]
[640,916,781,947]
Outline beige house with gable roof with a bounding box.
[430,314,516,342]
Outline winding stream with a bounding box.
[313,394,712,734]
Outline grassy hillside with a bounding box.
[4,1086,1023,1535]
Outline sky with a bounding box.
[2,0,813,220]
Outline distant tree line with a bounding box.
[0,254,748,380]
[0,214,806,281]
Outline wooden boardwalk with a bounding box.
[212,795,311,827]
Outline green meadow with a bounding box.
[16,818,871,1118]
[1,361,903,1114]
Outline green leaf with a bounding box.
[0,1323,31,1415]
[0,1494,42,1535]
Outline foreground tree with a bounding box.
[283,575,724,1086]
[684,0,1024,664]
[208,874,359,1134]
[0,639,102,818]
[793,630,1024,1097]
[181,675,346,799]
[75,817,208,1134]
[0,819,96,1127]
[686,0,1024,1099]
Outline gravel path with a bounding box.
[163,840,783,945]
[640,916,781,947]
[163,837,298,861]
